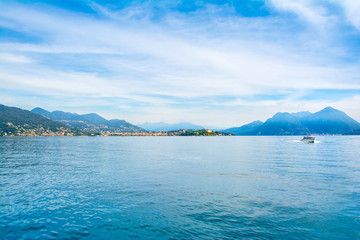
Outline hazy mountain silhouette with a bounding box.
[255,112,309,135]
[223,120,263,135]
[300,107,360,134]
[225,107,360,135]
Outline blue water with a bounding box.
[1,136,359,239]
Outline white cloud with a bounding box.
[270,0,360,32]
[0,1,359,126]
[0,53,33,63]
[270,0,331,28]
[338,0,360,30]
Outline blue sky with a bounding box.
[1,0,360,127]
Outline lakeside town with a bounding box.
[107,129,233,136]
[0,122,82,137]
[0,121,232,137]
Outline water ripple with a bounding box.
[1,136,360,239]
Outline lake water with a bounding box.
[1,136,359,239]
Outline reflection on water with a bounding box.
[1,136,360,239]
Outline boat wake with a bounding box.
[285,139,320,143]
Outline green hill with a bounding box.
[0,104,81,136]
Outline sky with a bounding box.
[1,0,360,128]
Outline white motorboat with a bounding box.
[300,134,315,143]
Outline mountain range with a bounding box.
[0,104,79,136]
[31,107,146,133]
[1,104,359,136]
[223,107,360,135]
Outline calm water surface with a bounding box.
[1,136,359,239]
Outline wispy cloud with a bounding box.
[338,0,360,30]
[0,0,359,126]
[270,0,331,28]
[0,53,33,63]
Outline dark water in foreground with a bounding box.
[0,136,359,239]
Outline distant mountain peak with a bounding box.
[250,120,264,125]
[291,111,312,118]
[273,112,293,117]
[32,107,50,114]
[82,113,103,117]
[80,113,107,123]
[223,120,263,135]
[319,106,339,113]
[308,107,347,119]
[268,112,298,122]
